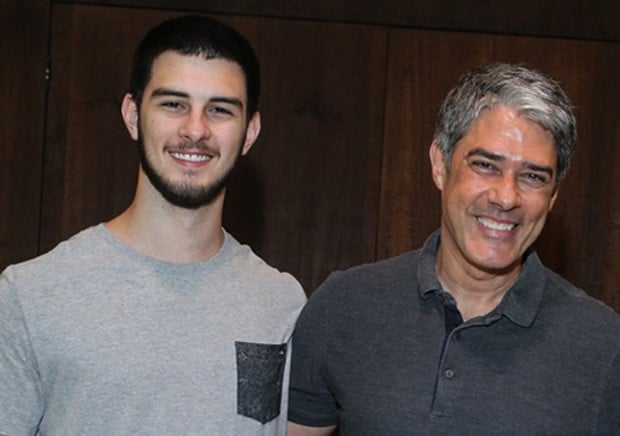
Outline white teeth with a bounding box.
[477,217,515,231]
[170,152,211,162]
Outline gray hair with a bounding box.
[433,63,577,181]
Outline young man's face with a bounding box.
[430,105,559,277]
[122,51,260,209]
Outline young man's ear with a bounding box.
[241,111,261,156]
[121,93,140,141]
[429,141,447,191]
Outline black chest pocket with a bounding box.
[235,341,287,424]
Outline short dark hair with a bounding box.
[434,63,577,181]
[129,15,260,117]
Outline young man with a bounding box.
[0,15,305,435]
[288,63,619,435]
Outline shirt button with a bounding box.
[444,369,455,379]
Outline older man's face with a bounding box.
[430,105,558,277]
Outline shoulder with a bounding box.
[222,232,306,302]
[0,225,135,317]
[0,226,110,320]
[293,250,424,354]
[538,268,619,358]
[543,267,619,328]
[313,249,421,301]
[300,249,423,324]
[2,225,106,283]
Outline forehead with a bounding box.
[146,51,247,99]
[455,105,557,166]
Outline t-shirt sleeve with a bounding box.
[0,270,44,435]
[287,278,339,427]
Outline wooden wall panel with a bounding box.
[380,28,620,308]
[43,5,387,291]
[221,16,387,289]
[41,6,144,252]
[0,0,49,270]
[62,0,620,42]
[600,75,620,311]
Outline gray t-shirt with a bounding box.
[0,225,306,435]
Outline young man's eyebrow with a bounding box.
[466,147,554,177]
[149,89,244,109]
[151,88,189,99]
[210,97,244,109]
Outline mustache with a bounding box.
[166,141,218,155]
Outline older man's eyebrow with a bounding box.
[466,148,505,161]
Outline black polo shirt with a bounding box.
[289,231,619,435]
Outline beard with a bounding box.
[137,128,244,209]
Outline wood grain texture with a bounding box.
[0,0,49,269]
[221,16,387,290]
[56,0,620,41]
[40,6,144,252]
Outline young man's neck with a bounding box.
[106,182,226,264]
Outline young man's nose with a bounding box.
[178,111,210,143]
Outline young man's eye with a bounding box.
[210,106,233,115]
[161,101,184,110]
[207,106,237,120]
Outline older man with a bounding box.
[288,63,619,435]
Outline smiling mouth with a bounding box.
[477,216,517,231]
[169,151,212,163]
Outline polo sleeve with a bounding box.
[595,348,620,434]
[0,270,44,435]
[288,278,339,427]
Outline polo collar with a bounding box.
[417,230,545,327]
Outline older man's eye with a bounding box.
[520,172,550,187]
[469,160,498,173]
